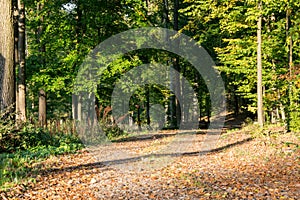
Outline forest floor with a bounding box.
[1,115,300,199]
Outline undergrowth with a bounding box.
[0,116,83,191]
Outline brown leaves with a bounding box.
[1,130,299,199]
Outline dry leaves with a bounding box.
[1,129,299,199]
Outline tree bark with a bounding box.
[257,1,264,127]
[0,0,15,114]
[17,0,26,121]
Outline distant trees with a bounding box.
[182,0,300,130]
[1,0,299,130]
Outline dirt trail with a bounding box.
[1,119,300,199]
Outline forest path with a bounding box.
[2,116,300,199]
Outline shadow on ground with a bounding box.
[111,112,250,143]
[39,136,253,176]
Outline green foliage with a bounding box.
[0,111,18,153]
[102,124,125,140]
[0,122,83,190]
[98,106,126,140]
[0,108,83,190]
[0,120,83,154]
[0,141,83,190]
[181,0,300,127]
[22,0,300,131]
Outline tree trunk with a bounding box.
[146,84,151,130]
[278,90,286,121]
[233,85,239,116]
[163,0,174,128]
[136,105,142,131]
[17,0,26,122]
[205,94,210,123]
[285,8,293,132]
[162,0,170,27]
[72,94,78,120]
[173,0,181,127]
[13,0,19,117]
[38,89,46,127]
[37,1,45,68]
[77,93,82,121]
[257,1,264,127]
[0,0,15,114]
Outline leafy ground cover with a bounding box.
[0,126,83,191]
[0,124,299,199]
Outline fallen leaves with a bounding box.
[0,129,299,199]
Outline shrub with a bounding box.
[97,106,126,140]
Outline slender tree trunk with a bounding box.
[285,8,293,132]
[72,94,78,120]
[0,0,15,114]
[199,89,202,121]
[37,1,45,64]
[257,1,264,127]
[136,105,142,131]
[173,0,181,127]
[181,64,186,124]
[205,94,210,123]
[13,0,19,117]
[162,0,170,27]
[72,0,85,121]
[278,90,286,121]
[17,0,26,121]
[38,89,46,127]
[146,84,151,130]
[36,0,45,117]
[163,0,174,128]
[77,94,82,121]
[233,85,239,116]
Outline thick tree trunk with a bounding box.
[257,1,264,127]
[17,0,26,121]
[0,0,15,113]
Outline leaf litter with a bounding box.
[1,128,299,199]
